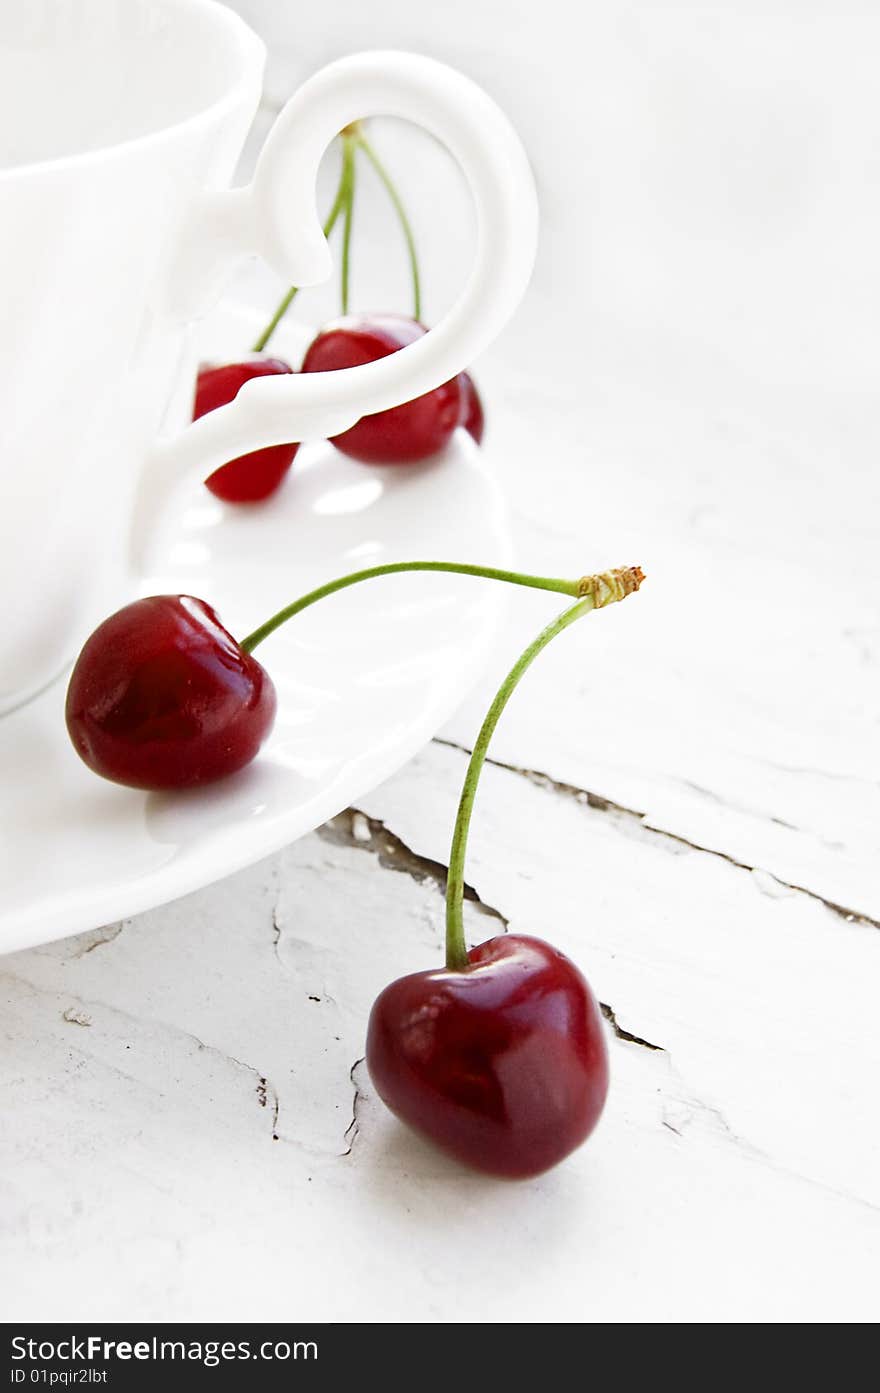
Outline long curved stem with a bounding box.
[251,142,350,353]
[445,568,645,970]
[357,134,422,321]
[239,562,591,655]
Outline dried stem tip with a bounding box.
[577,566,645,607]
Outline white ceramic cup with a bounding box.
[0,0,537,715]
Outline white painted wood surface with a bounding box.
[1,1,878,1322]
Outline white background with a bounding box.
[2,0,879,1322]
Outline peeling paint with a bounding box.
[341,1057,366,1157]
[434,739,880,930]
[318,808,509,931]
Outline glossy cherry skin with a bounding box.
[366,934,609,1178]
[65,596,276,791]
[301,314,480,463]
[459,371,485,444]
[194,358,298,502]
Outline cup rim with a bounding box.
[0,0,265,183]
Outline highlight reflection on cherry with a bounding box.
[65,595,276,790]
[194,357,299,503]
[65,564,644,1179]
[302,314,482,463]
[367,934,609,1178]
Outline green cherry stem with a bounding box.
[339,131,357,315]
[238,561,606,656]
[251,123,421,349]
[356,133,422,321]
[444,566,645,971]
[252,138,352,353]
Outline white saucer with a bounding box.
[0,303,509,954]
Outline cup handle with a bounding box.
[134,51,537,559]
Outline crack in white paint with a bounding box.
[1,969,280,1141]
[341,1058,366,1157]
[599,1002,664,1053]
[433,738,880,930]
[317,808,509,930]
[315,791,880,1220]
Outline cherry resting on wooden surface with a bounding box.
[65,596,276,791]
[65,566,642,1177]
[194,358,298,502]
[301,315,483,463]
[364,566,644,1176]
[366,934,609,1178]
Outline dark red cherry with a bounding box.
[65,596,276,791]
[366,934,609,1178]
[301,314,466,464]
[459,371,484,444]
[194,358,298,502]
